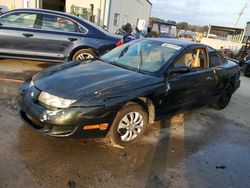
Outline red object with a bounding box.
[116,40,123,47]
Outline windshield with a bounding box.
[100,39,181,73]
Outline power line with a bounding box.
[234,2,248,27]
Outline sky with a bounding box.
[150,0,250,27]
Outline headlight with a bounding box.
[38,92,76,108]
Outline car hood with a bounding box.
[33,60,164,102]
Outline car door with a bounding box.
[208,48,227,96]
[29,13,84,61]
[160,46,217,115]
[0,11,40,57]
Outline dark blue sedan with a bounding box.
[0,9,122,62]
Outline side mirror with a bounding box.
[169,65,190,74]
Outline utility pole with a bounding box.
[235,2,248,27]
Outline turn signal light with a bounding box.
[116,40,123,47]
[83,123,108,131]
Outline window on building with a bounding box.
[124,15,128,25]
[113,13,120,26]
[0,12,37,28]
[23,0,30,8]
[42,14,78,32]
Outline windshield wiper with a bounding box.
[137,50,143,72]
[118,46,130,58]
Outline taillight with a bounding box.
[116,40,123,47]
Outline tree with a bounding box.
[167,20,176,24]
[177,22,188,30]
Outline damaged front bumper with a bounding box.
[18,80,117,138]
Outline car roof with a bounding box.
[6,8,114,36]
[147,38,204,48]
[8,8,80,20]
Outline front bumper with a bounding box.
[19,110,79,137]
[18,82,117,138]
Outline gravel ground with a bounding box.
[0,59,250,188]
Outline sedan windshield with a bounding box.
[100,39,181,73]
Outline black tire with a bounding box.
[72,49,97,61]
[109,102,148,147]
[243,65,250,77]
[212,84,233,110]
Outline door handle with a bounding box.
[23,33,33,38]
[68,38,77,41]
[214,67,223,71]
[170,77,181,82]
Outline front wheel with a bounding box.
[72,49,97,61]
[109,103,148,147]
[211,84,233,110]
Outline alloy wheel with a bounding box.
[76,53,94,60]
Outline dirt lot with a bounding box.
[0,59,250,188]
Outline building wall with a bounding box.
[108,0,151,33]
[65,0,110,27]
[0,0,39,12]
[65,0,151,33]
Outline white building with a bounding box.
[0,0,152,33]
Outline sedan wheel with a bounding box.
[117,112,143,142]
[76,53,94,60]
[243,64,250,77]
[212,84,233,109]
[72,49,97,61]
[109,102,148,147]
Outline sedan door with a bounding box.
[0,12,40,57]
[159,47,217,115]
[30,13,83,61]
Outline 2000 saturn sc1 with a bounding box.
[19,38,241,147]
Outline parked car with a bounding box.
[19,38,241,147]
[0,9,122,62]
[242,60,250,77]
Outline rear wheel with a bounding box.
[212,84,233,109]
[109,103,148,147]
[72,49,97,60]
[243,64,250,77]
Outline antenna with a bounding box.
[234,2,248,27]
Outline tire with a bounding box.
[243,65,250,77]
[109,102,148,147]
[211,84,233,110]
[72,49,97,61]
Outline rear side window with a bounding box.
[78,25,88,33]
[0,12,37,28]
[209,52,222,67]
[42,14,78,32]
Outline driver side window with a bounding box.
[175,48,207,69]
